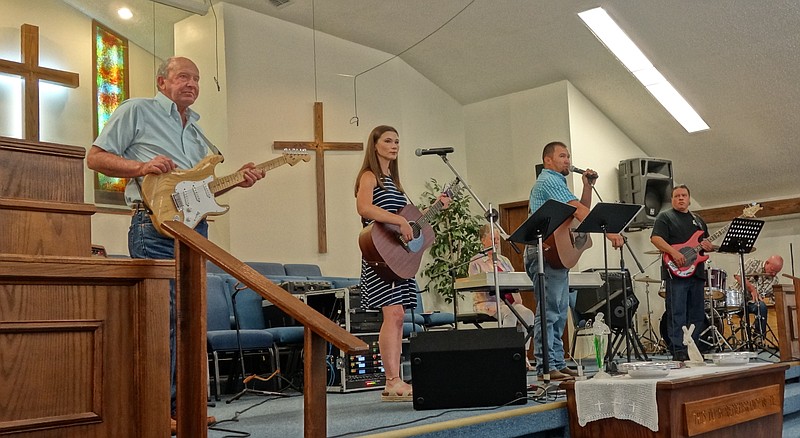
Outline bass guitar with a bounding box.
[358,180,463,281]
[663,203,762,277]
[140,149,309,235]
[542,217,592,269]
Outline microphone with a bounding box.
[415,147,454,156]
[570,165,598,180]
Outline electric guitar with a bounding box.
[542,217,593,269]
[358,180,463,281]
[140,149,310,235]
[663,203,762,277]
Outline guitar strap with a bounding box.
[132,127,223,213]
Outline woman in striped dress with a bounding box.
[355,125,449,401]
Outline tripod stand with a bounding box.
[698,265,733,353]
[717,217,764,353]
[634,276,664,353]
[575,202,642,371]
[226,283,287,403]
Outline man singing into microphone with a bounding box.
[524,141,623,380]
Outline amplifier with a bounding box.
[327,334,386,393]
[279,280,332,294]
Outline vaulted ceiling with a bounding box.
[64,0,800,209]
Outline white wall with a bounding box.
[175,3,466,277]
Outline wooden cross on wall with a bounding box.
[0,24,80,141]
[274,102,364,253]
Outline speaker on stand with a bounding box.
[618,158,673,229]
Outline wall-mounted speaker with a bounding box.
[409,329,527,410]
[618,158,673,229]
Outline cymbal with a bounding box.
[644,250,662,255]
[634,275,661,283]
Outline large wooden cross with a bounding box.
[0,24,80,141]
[274,102,364,253]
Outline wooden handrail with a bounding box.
[161,221,369,438]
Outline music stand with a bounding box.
[509,199,575,383]
[574,203,642,372]
[717,217,764,351]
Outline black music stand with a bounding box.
[717,217,764,351]
[509,199,575,383]
[574,202,642,372]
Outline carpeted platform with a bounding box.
[203,354,800,437]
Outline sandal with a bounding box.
[381,377,413,402]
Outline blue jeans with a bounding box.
[664,276,705,357]
[524,245,570,373]
[128,211,208,415]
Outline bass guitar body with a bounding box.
[358,204,435,282]
[663,230,709,278]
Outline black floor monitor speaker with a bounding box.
[574,270,639,329]
[409,328,527,410]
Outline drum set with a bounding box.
[635,265,776,355]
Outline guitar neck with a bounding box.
[691,221,730,251]
[412,199,446,232]
[208,156,289,194]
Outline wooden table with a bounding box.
[563,362,787,437]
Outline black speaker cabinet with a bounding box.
[618,158,673,229]
[409,328,527,410]
[575,270,639,329]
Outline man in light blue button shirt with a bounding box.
[88,56,265,428]
[524,141,623,380]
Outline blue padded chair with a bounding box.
[414,292,456,329]
[283,263,322,277]
[246,262,286,277]
[206,274,276,399]
[220,275,305,384]
[206,261,226,275]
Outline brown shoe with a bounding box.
[169,416,216,435]
[537,370,574,381]
[559,367,579,377]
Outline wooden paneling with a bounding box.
[0,136,86,203]
[695,197,800,224]
[0,257,173,437]
[0,199,94,257]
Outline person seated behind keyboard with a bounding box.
[469,224,535,371]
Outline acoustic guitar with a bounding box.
[358,180,463,281]
[140,149,309,235]
[663,203,762,277]
[542,217,592,269]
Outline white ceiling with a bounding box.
[63,0,800,208]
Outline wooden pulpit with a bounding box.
[0,135,173,436]
[775,275,800,361]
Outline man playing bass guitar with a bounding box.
[650,184,714,362]
[523,141,623,380]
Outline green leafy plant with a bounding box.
[419,178,483,303]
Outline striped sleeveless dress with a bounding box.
[360,175,418,310]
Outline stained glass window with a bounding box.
[92,21,129,206]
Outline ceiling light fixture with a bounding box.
[578,7,709,133]
[117,7,133,20]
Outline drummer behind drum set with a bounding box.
[731,255,784,342]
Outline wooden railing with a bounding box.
[161,221,369,438]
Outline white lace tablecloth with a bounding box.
[574,363,769,432]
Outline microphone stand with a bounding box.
[435,153,522,254]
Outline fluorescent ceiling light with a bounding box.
[578,7,709,133]
[152,0,208,16]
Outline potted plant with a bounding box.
[419,178,483,304]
